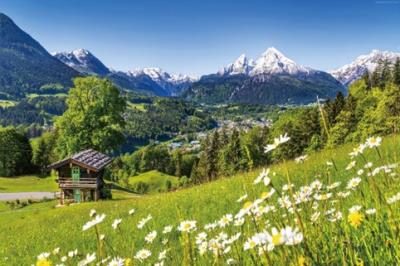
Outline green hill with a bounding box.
[128,170,179,194]
[0,136,400,265]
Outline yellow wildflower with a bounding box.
[348,211,363,228]
[298,256,308,266]
[125,258,132,266]
[243,201,253,210]
[36,259,51,266]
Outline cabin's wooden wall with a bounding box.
[57,163,102,179]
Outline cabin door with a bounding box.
[71,167,81,203]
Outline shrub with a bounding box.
[133,181,149,194]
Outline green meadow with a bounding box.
[0,136,399,265]
[0,175,58,193]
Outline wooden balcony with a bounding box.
[58,178,98,189]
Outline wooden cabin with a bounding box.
[48,149,112,204]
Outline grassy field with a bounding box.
[128,170,179,193]
[1,136,400,265]
[27,93,67,99]
[0,100,16,108]
[0,175,58,193]
[127,101,147,111]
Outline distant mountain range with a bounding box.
[330,49,400,86]
[53,49,196,96]
[0,12,399,104]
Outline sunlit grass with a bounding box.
[1,136,400,265]
[0,175,57,193]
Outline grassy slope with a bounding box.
[0,175,58,193]
[0,137,399,264]
[129,170,179,193]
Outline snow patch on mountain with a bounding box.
[219,54,255,76]
[218,47,312,77]
[128,67,197,96]
[52,48,110,76]
[330,49,400,86]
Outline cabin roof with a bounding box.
[48,149,112,172]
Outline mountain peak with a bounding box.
[72,48,91,57]
[53,48,110,76]
[250,47,308,76]
[0,13,16,28]
[262,47,285,58]
[219,54,255,76]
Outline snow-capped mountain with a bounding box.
[53,49,110,76]
[250,47,310,76]
[331,49,400,86]
[128,67,197,96]
[218,54,255,76]
[218,47,311,77]
[185,47,345,105]
[53,49,196,96]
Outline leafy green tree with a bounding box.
[0,127,33,176]
[139,145,170,173]
[31,131,58,175]
[55,77,126,157]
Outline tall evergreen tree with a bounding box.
[393,58,400,86]
[362,70,372,90]
[204,130,220,181]
[380,58,392,89]
[174,151,182,178]
[219,129,248,176]
[371,59,383,88]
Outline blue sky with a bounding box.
[1,0,399,76]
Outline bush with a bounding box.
[179,176,190,187]
[132,181,149,194]
[165,180,172,191]
[100,188,112,199]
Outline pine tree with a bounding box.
[205,130,220,181]
[220,129,248,176]
[393,58,400,86]
[174,151,182,178]
[380,58,392,89]
[371,59,383,88]
[362,70,371,90]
